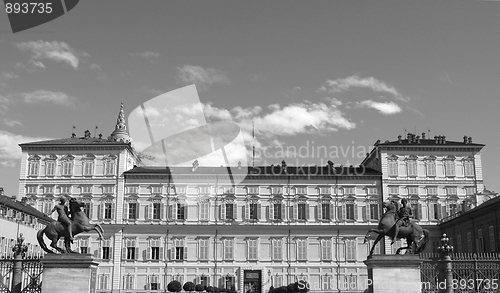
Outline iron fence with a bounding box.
[0,257,42,293]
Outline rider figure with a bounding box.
[392,198,412,245]
[48,197,74,241]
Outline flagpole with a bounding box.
[252,120,255,167]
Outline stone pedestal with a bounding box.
[41,254,98,293]
[364,254,422,293]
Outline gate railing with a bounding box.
[0,257,43,293]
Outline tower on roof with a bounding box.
[108,102,132,143]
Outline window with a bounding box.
[28,161,39,176]
[225,203,235,220]
[367,187,378,195]
[60,186,71,195]
[388,186,399,195]
[444,160,456,177]
[175,186,186,194]
[149,275,159,290]
[127,186,138,194]
[199,202,209,221]
[148,238,162,260]
[431,203,441,220]
[124,239,137,260]
[319,186,330,195]
[345,203,355,220]
[322,275,332,291]
[128,202,138,219]
[177,203,186,220]
[464,160,474,177]
[407,160,417,177]
[248,203,259,220]
[297,203,307,220]
[427,187,437,196]
[82,202,91,218]
[173,239,186,260]
[426,160,436,177]
[489,226,495,252]
[271,239,282,261]
[466,232,472,252]
[26,186,37,195]
[388,160,398,176]
[104,203,113,220]
[272,203,283,220]
[102,186,114,194]
[477,229,484,253]
[221,186,234,195]
[45,161,55,176]
[446,187,457,196]
[271,186,282,195]
[297,239,307,261]
[102,239,111,260]
[44,186,54,194]
[407,186,418,195]
[199,238,209,261]
[79,238,89,254]
[104,159,116,175]
[223,275,235,290]
[199,186,210,194]
[343,187,355,195]
[274,275,283,288]
[81,185,92,194]
[152,203,161,220]
[200,275,209,288]
[247,239,258,261]
[61,161,73,176]
[321,238,332,261]
[98,274,109,290]
[82,161,94,176]
[321,203,331,220]
[247,186,259,195]
[296,187,307,195]
[465,187,475,196]
[151,186,162,194]
[369,204,379,220]
[223,239,234,260]
[124,275,134,290]
[345,239,356,261]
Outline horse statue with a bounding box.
[364,201,430,256]
[37,197,104,253]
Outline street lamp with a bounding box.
[268,270,272,287]
[437,233,454,293]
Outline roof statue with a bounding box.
[108,102,133,143]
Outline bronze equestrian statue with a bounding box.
[37,197,104,253]
[364,201,430,256]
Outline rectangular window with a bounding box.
[433,203,439,220]
[477,229,484,253]
[367,187,378,195]
[28,161,39,176]
[427,187,437,196]
[322,275,332,291]
[125,239,137,260]
[345,240,356,261]
[388,161,398,176]
[457,235,462,252]
[151,186,162,194]
[321,239,332,260]
[174,239,185,260]
[61,161,72,176]
[319,187,330,195]
[149,275,159,290]
[124,275,134,290]
[199,202,209,221]
[26,186,37,194]
[464,161,474,177]
[104,203,112,219]
[296,187,307,195]
[44,186,54,194]
[60,186,71,195]
[272,239,282,261]
[128,203,137,219]
[83,202,91,218]
[369,204,379,220]
[446,187,457,196]
[223,239,234,260]
[247,186,259,194]
[465,187,475,196]
[247,239,258,260]
[102,186,114,194]
[345,203,355,220]
[199,186,210,194]
[297,239,307,261]
[426,161,436,177]
[343,187,355,195]
[388,186,399,195]
[81,186,92,194]
[104,161,116,175]
[321,203,330,220]
[273,203,282,220]
[152,203,161,220]
[297,203,307,220]
[445,161,456,177]
[102,239,111,260]
[98,274,109,290]
[177,203,185,220]
[489,226,495,252]
[271,186,282,195]
[127,186,138,194]
[407,186,418,195]
[467,232,472,252]
[150,239,161,260]
[83,162,94,176]
[79,238,88,254]
[199,238,209,261]
[249,203,259,220]
[225,203,234,220]
[407,161,417,177]
[46,161,55,176]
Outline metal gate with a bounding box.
[0,258,42,293]
[421,253,500,293]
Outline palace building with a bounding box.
[15,103,486,293]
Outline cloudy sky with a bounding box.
[0,1,499,195]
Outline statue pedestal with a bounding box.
[41,254,98,293]
[364,254,422,293]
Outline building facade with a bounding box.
[15,103,488,292]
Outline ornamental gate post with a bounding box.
[11,234,28,293]
[438,233,454,293]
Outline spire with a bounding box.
[108,102,132,143]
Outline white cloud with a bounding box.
[177,65,230,90]
[3,118,23,127]
[322,75,410,102]
[357,100,402,115]
[18,90,77,107]
[0,72,19,80]
[0,130,51,167]
[130,51,161,63]
[16,40,86,69]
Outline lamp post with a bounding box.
[268,270,272,287]
[437,233,454,293]
[11,233,27,293]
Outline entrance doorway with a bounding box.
[243,270,261,293]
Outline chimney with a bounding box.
[21,197,28,205]
[191,159,199,172]
[407,133,412,143]
[468,137,472,144]
[0,187,3,196]
[463,135,468,144]
[442,136,446,144]
[422,132,426,140]
[71,133,76,138]
[434,136,438,144]
[84,130,91,138]
[98,133,103,139]
[237,161,242,170]
[281,160,287,173]
[398,135,402,144]
[416,135,421,144]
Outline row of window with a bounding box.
[0,237,43,258]
[27,154,116,177]
[455,226,496,253]
[387,186,476,196]
[26,185,115,195]
[387,156,474,177]
[0,206,40,227]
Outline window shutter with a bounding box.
[169,248,175,260]
[329,203,334,220]
[220,204,226,220]
[362,206,367,221]
[441,206,447,219]
[232,203,237,220]
[184,204,188,220]
[109,247,113,259]
[167,205,172,220]
[417,204,423,220]
[111,203,115,220]
[97,204,102,220]
[172,204,177,220]
[305,204,310,220]
[159,247,164,260]
[353,204,358,221]
[243,204,248,220]
[317,204,322,220]
[337,206,343,221]
[436,204,442,219]
[147,246,151,260]
[184,246,188,260]
[269,205,274,220]
[281,204,286,220]
[134,247,139,260]
[342,204,347,221]
[89,203,93,220]
[292,204,298,220]
[145,205,149,221]
[160,203,164,220]
[121,247,127,259]
[257,204,262,220]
